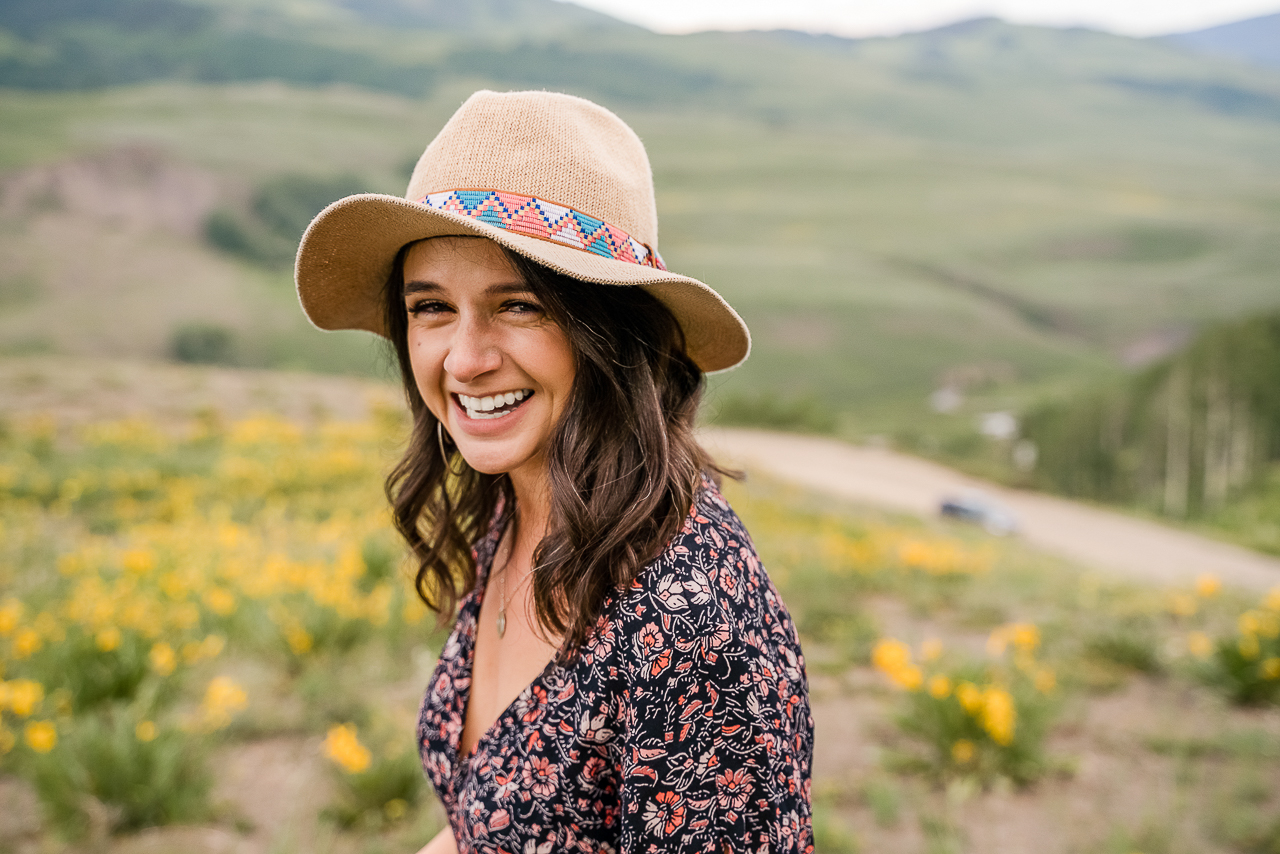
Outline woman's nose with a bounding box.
[442,316,501,383]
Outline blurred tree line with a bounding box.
[1022,312,1280,518]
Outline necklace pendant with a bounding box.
[496,609,506,638]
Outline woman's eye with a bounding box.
[505,300,543,315]
[407,299,450,316]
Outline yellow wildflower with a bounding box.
[1261,658,1280,681]
[136,720,158,742]
[24,720,57,753]
[928,674,952,699]
[201,634,227,658]
[183,635,227,665]
[956,681,983,713]
[1238,634,1260,661]
[14,628,42,658]
[1010,623,1040,654]
[1168,593,1197,618]
[7,680,44,716]
[872,638,911,673]
[1239,611,1261,637]
[383,798,408,821]
[951,739,975,764]
[0,727,14,754]
[897,665,924,691]
[284,624,313,656]
[871,638,922,691]
[204,587,237,616]
[323,723,372,774]
[1187,631,1214,659]
[150,642,177,676]
[122,548,156,575]
[1195,574,1221,598]
[201,676,248,730]
[0,598,22,635]
[96,627,122,652]
[980,686,1017,746]
[1264,587,1280,613]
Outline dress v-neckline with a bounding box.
[451,526,558,771]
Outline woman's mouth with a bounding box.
[455,389,533,421]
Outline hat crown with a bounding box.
[407,90,659,249]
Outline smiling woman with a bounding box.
[295,90,812,854]
[400,238,576,484]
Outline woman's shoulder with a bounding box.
[607,477,793,657]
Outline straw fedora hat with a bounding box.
[295,90,750,373]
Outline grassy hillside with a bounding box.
[1,2,1279,434]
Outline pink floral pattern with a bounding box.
[418,479,814,853]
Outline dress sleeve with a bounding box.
[616,618,781,854]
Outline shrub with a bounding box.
[171,322,238,366]
[1209,588,1280,705]
[322,724,424,830]
[28,705,211,836]
[1083,618,1163,675]
[873,625,1058,786]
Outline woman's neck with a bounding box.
[507,468,551,566]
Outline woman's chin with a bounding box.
[453,444,540,478]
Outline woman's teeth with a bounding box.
[457,390,531,420]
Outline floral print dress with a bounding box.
[417,479,814,853]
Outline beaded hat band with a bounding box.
[418,189,666,271]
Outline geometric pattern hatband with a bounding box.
[417,189,667,271]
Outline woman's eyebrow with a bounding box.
[485,282,535,297]
[402,281,531,297]
[402,281,442,297]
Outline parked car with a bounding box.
[939,491,1018,536]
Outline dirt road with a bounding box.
[700,427,1280,592]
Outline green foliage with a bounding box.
[33,629,154,712]
[713,391,837,433]
[874,630,1059,787]
[1212,636,1280,706]
[324,747,425,831]
[171,322,238,366]
[1022,312,1280,519]
[892,672,1055,786]
[1231,814,1280,854]
[29,705,211,836]
[797,605,880,668]
[204,173,368,268]
[861,777,902,827]
[811,801,861,854]
[1083,619,1164,675]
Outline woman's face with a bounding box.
[402,237,575,484]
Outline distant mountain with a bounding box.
[3,0,1280,133]
[1163,12,1280,69]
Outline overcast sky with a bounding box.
[561,0,1280,38]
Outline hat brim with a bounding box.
[295,194,750,374]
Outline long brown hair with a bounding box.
[383,239,726,653]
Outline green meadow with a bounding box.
[0,364,1277,852]
[3,4,1280,430]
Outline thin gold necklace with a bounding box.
[494,521,531,639]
